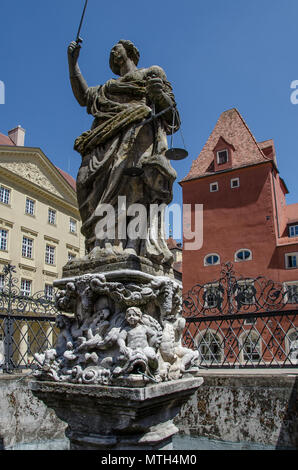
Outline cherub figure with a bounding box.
[160,314,199,380]
[114,307,161,376]
[77,296,111,351]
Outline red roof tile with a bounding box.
[182,108,272,182]
[285,203,298,224]
[56,167,76,192]
[0,132,15,146]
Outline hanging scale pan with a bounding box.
[165,107,188,160]
[165,148,188,160]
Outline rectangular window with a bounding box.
[236,280,255,305]
[284,282,298,304]
[0,229,8,251]
[25,198,35,216]
[45,245,55,265]
[0,185,10,205]
[210,182,218,192]
[289,225,298,238]
[231,177,240,188]
[21,279,32,297]
[69,218,77,234]
[217,149,228,165]
[285,253,298,269]
[22,236,33,258]
[204,283,222,309]
[44,284,54,301]
[48,208,56,225]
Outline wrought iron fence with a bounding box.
[182,263,298,368]
[1,262,298,372]
[0,264,59,373]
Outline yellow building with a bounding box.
[0,125,84,292]
[0,126,84,369]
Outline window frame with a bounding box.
[285,252,298,269]
[231,177,240,189]
[0,185,11,205]
[48,208,57,225]
[287,328,298,365]
[209,182,219,193]
[203,282,223,309]
[283,281,298,303]
[44,284,54,301]
[239,330,262,363]
[235,279,256,307]
[45,244,56,265]
[204,253,220,267]
[235,248,252,263]
[69,218,77,234]
[289,224,298,238]
[22,236,34,259]
[25,197,35,216]
[195,329,224,364]
[20,278,32,297]
[0,229,8,251]
[216,149,229,165]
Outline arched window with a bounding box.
[195,330,223,364]
[204,253,220,267]
[235,249,252,262]
[240,331,261,363]
[287,329,298,365]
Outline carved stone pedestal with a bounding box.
[31,266,203,450]
[30,377,203,450]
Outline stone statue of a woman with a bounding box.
[67,39,180,268]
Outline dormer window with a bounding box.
[217,149,228,165]
[289,224,298,238]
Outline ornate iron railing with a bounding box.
[183,263,298,368]
[0,264,59,373]
[1,262,298,372]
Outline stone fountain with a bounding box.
[30,38,203,450]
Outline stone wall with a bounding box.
[174,372,298,450]
[0,372,297,450]
[0,374,67,449]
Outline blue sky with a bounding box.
[1,0,298,212]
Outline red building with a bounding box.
[181,108,298,292]
[180,108,298,366]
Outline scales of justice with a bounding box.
[30,1,203,451]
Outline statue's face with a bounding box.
[126,308,141,326]
[110,43,127,68]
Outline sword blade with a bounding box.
[76,0,88,43]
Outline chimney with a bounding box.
[8,125,25,146]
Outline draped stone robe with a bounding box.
[75,65,180,267]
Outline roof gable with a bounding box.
[182,108,272,182]
[0,146,77,207]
